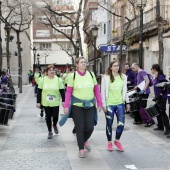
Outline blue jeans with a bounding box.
[105,104,125,141]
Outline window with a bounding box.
[36,30,50,37]
[103,23,107,35]
[40,43,52,50]
[37,16,49,24]
[104,23,106,34]
[53,28,72,35]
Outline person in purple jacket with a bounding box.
[151,64,170,135]
[131,63,151,125]
[125,63,136,90]
[0,71,8,85]
[164,67,170,138]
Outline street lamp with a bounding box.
[45,53,49,68]
[33,47,37,72]
[91,26,98,76]
[137,0,147,68]
[37,53,40,69]
[76,39,79,58]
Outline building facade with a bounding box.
[83,0,111,74]
[111,0,170,74]
[33,0,76,72]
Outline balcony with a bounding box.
[111,5,170,43]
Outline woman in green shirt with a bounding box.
[36,65,65,139]
[101,61,130,152]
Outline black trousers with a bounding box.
[134,94,149,122]
[72,105,94,150]
[44,106,59,132]
[169,105,170,120]
[156,98,169,131]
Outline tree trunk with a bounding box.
[158,24,164,69]
[119,40,123,65]
[156,0,164,69]
[6,28,10,74]
[0,21,2,71]
[16,31,22,93]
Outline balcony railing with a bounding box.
[112,5,170,42]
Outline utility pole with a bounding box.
[156,0,164,69]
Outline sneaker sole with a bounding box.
[79,155,85,158]
[47,137,53,139]
[107,149,113,152]
[115,146,124,152]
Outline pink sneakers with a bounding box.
[107,142,113,151]
[114,141,124,152]
[84,141,91,151]
[79,149,85,158]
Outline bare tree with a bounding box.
[34,0,84,58]
[10,0,34,93]
[56,42,75,66]
[0,0,18,72]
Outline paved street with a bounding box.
[0,85,170,170]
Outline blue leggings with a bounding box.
[105,104,125,141]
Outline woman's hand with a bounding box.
[126,104,130,112]
[64,108,69,114]
[36,103,41,109]
[98,106,102,112]
[62,102,64,107]
[102,106,107,113]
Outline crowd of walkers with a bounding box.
[33,58,170,158]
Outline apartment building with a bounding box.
[83,0,112,74]
[111,0,170,74]
[33,0,75,71]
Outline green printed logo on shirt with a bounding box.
[67,71,97,107]
[107,75,124,106]
[38,76,64,107]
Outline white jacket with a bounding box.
[101,74,130,107]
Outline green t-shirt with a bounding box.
[38,76,64,107]
[34,72,40,83]
[63,73,69,85]
[106,75,124,106]
[67,71,97,107]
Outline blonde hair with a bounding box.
[75,57,86,64]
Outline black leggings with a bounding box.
[169,105,170,120]
[44,106,59,132]
[157,98,169,131]
[72,105,94,150]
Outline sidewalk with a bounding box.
[0,85,170,170]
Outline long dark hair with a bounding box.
[151,64,165,78]
[106,61,123,82]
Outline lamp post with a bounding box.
[45,54,49,68]
[76,39,79,58]
[137,0,147,69]
[91,26,98,76]
[37,53,40,69]
[33,47,37,72]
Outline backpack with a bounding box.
[147,74,154,87]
